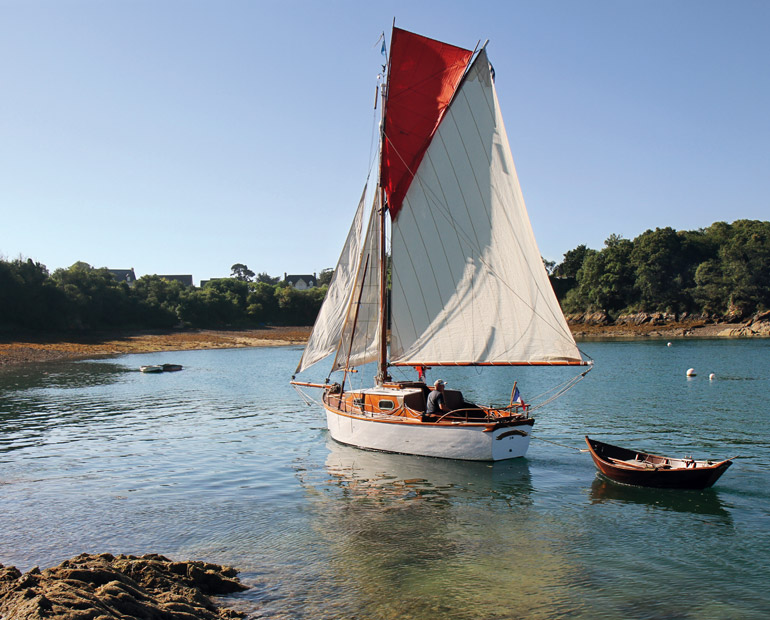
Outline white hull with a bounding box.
[325,405,533,462]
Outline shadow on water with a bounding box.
[589,476,733,521]
[0,360,132,393]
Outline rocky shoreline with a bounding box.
[0,314,768,369]
[567,310,770,339]
[0,553,248,619]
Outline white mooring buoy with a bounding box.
[709,373,715,381]
[686,368,696,377]
[667,342,672,347]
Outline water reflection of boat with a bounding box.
[589,478,733,520]
[322,438,533,505]
[295,439,581,618]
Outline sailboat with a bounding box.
[291,27,591,461]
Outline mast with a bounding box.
[377,186,389,382]
[376,46,390,384]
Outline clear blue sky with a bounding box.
[2,0,768,285]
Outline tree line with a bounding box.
[2,219,768,334]
[0,261,329,333]
[551,219,770,319]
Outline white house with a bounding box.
[284,273,317,290]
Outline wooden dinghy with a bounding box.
[584,436,733,489]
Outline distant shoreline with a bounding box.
[569,319,770,340]
[0,321,767,369]
[0,327,312,369]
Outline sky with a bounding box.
[1,0,768,285]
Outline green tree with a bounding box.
[132,275,187,327]
[178,285,243,327]
[275,285,326,325]
[574,235,634,314]
[51,262,134,329]
[693,259,728,315]
[554,244,592,279]
[246,282,279,324]
[256,272,280,285]
[629,227,686,312]
[0,258,66,330]
[318,268,334,286]
[230,263,255,282]
[717,220,770,315]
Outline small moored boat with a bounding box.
[584,436,733,489]
[139,365,164,373]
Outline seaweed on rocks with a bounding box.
[0,553,248,619]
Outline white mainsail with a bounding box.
[331,196,381,372]
[389,49,581,366]
[294,187,367,374]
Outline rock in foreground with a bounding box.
[0,553,248,619]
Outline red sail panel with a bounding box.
[382,28,472,219]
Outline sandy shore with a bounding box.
[0,327,311,368]
[0,320,765,369]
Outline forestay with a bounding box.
[389,50,582,366]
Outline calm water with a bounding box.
[1,339,768,619]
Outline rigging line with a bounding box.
[530,435,588,452]
[527,368,592,412]
[526,366,592,403]
[368,103,381,178]
[293,385,324,409]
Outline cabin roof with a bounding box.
[357,387,426,397]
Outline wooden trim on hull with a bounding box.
[324,403,533,461]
